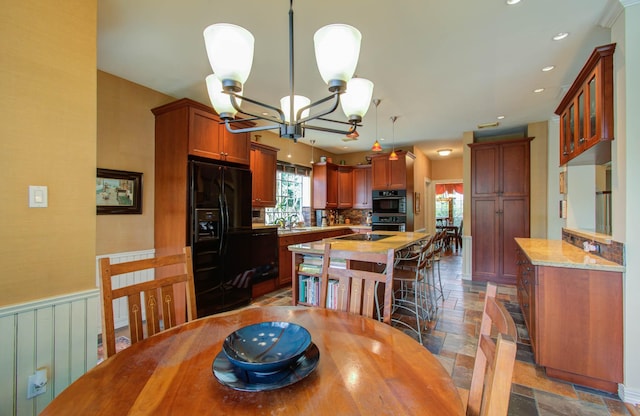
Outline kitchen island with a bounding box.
[288,231,428,307]
[515,237,624,393]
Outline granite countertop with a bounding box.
[252,224,372,236]
[288,231,429,255]
[515,238,624,272]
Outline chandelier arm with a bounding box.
[302,123,356,135]
[222,120,284,135]
[227,93,286,123]
[315,117,362,128]
[296,92,341,125]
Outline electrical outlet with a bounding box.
[27,368,47,399]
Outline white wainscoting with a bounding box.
[95,249,156,332]
[0,289,100,416]
[461,235,472,280]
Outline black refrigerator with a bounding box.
[189,159,254,317]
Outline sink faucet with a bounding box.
[287,214,299,230]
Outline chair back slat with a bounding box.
[99,247,197,358]
[467,283,518,416]
[319,243,395,324]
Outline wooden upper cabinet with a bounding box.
[555,43,615,166]
[219,124,250,165]
[337,166,353,208]
[471,139,530,198]
[313,163,338,209]
[250,142,278,207]
[352,165,372,209]
[371,152,412,190]
[188,107,223,160]
[152,98,251,166]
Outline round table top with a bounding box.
[42,306,464,415]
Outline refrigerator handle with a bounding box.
[218,193,225,253]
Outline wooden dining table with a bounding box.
[42,306,465,415]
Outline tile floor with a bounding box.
[251,249,638,416]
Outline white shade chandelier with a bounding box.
[203,0,374,142]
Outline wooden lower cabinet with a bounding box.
[277,229,353,287]
[516,249,623,393]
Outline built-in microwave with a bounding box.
[372,190,407,214]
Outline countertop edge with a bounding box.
[515,238,625,272]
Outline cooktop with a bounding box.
[335,233,391,242]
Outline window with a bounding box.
[435,183,463,226]
[265,163,311,226]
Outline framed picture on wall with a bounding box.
[559,171,567,194]
[414,192,421,213]
[96,168,143,214]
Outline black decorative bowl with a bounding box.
[222,322,312,373]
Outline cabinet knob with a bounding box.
[579,137,586,144]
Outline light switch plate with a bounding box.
[29,185,48,208]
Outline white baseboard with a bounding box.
[620,383,640,405]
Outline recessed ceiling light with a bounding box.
[497,115,505,120]
[533,88,545,93]
[553,32,569,41]
[542,65,555,72]
[506,0,521,5]
[437,149,452,156]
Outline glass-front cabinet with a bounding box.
[556,44,615,166]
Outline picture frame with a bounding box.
[96,168,143,214]
[414,192,421,213]
[559,171,566,194]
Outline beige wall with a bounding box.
[430,157,463,180]
[529,121,549,238]
[411,147,431,232]
[0,1,97,306]
[96,72,174,254]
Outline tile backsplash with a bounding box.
[562,229,625,265]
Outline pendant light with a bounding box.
[388,116,398,161]
[371,98,382,152]
[309,139,316,164]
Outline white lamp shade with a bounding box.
[280,95,311,123]
[341,78,374,119]
[203,23,254,85]
[313,24,361,85]
[206,74,242,117]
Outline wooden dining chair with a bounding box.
[319,243,395,324]
[467,282,518,416]
[99,246,197,358]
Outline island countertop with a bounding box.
[288,231,429,255]
[515,238,624,272]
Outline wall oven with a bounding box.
[371,190,407,232]
[372,190,407,214]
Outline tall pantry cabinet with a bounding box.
[469,138,532,285]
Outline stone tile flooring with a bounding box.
[251,250,638,416]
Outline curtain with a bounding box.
[435,183,463,195]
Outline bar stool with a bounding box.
[430,230,447,303]
[390,235,436,344]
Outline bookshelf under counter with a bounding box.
[288,231,429,307]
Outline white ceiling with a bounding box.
[98,0,618,159]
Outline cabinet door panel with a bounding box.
[220,126,250,165]
[189,108,222,159]
[388,156,407,189]
[501,141,530,196]
[337,167,353,208]
[501,197,529,281]
[471,146,499,197]
[371,157,389,190]
[353,166,372,209]
[471,198,499,279]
